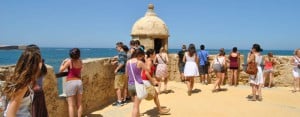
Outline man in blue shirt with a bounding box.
[197,44,210,85]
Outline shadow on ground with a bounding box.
[160,89,175,94]
[192,88,202,94]
[84,114,103,117]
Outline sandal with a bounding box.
[291,90,297,93]
[159,108,170,115]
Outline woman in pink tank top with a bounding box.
[59,48,83,117]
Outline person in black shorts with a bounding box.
[177,45,187,82]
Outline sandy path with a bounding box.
[89,81,300,117]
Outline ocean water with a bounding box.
[0,48,294,94]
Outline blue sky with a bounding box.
[0,0,299,50]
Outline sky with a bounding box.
[0,0,299,50]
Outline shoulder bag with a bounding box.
[246,55,258,75]
[129,60,148,99]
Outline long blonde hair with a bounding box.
[294,48,300,56]
[3,45,42,99]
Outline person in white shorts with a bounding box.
[291,48,300,93]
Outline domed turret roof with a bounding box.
[131,4,169,38]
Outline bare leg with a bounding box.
[258,84,262,99]
[153,91,160,109]
[186,77,193,95]
[250,84,257,101]
[296,78,300,91]
[132,96,142,117]
[163,77,168,91]
[200,75,204,83]
[117,88,123,102]
[213,72,221,91]
[229,69,233,85]
[156,78,162,93]
[293,78,297,92]
[180,73,185,82]
[67,96,75,117]
[123,77,128,100]
[205,74,209,84]
[191,77,194,90]
[263,72,267,88]
[76,94,82,117]
[233,70,238,86]
[268,72,273,88]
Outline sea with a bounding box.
[0,48,294,94]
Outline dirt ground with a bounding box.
[88,81,300,117]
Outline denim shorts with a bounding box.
[178,62,185,73]
[65,80,83,97]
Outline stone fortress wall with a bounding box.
[0,54,295,116]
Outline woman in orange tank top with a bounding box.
[263,52,276,88]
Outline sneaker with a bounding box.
[112,101,123,106]
[122,100,127,105]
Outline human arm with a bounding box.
[59,59,71,72]
[137,60,150,73]
[164,53,169,63]
[145,59,158,85]
[195,54,199,66]
[247,53,255,63]
[5,87,28,117]
[183,53,186,63]
[114,54,126,74]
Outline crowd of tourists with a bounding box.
[1,42,300,117]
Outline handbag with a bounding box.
[129,60,148,100]
[246,55,258,75]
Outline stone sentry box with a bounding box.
[131,4,169,53]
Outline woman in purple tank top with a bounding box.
[126,48,149,117]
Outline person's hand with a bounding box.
[114,69,118,74]
[111,61,118,65]
[33,84,41,91]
